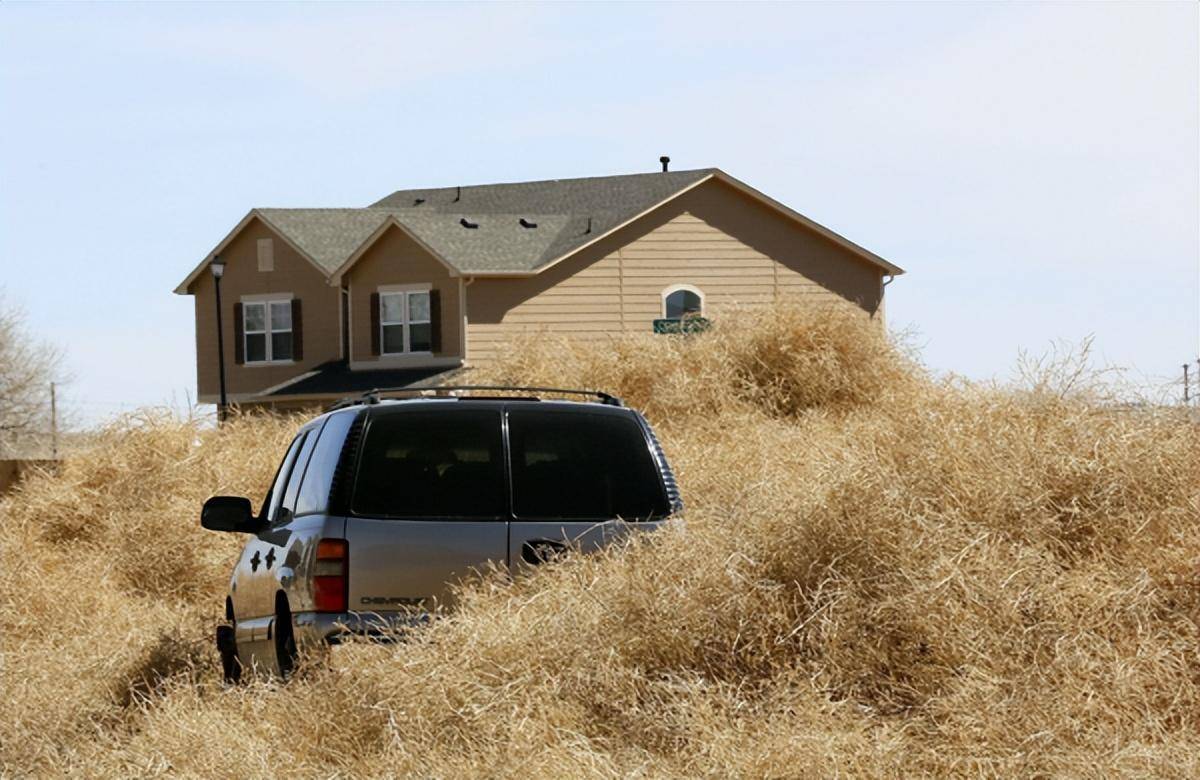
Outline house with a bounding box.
[174,164,904,408]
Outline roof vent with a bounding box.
[459,217,479,229]
[414,197,426,206]
[584,216,592,234]
[453,186,461,203]
[519,218,537,229]
[660,155,670,172]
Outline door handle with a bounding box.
[522,539,568,565]
[250,550,261,572]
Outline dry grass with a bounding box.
[2,306,1197,778]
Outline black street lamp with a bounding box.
[211,257,228,423]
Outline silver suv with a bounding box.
[201,388,682,680]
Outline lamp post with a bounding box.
[211,257,228,423]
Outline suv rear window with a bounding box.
[352,410,506,518]
[508,410,668,520]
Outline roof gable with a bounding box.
[707,172,903,277]
[173,211,340,295]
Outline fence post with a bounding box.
[50,382,58,459]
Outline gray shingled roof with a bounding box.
[255,209,393,273]
[176,166,905,297]
[371,169,714,217]
[399,212,576,274]
[255,169,715,276]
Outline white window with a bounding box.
[662,285,704,319]
[244,299,293,362]
[380,290,432,354]
[257,238,274,272]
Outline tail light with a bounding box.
[313,538,348,612]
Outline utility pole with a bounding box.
[50,381,58,459]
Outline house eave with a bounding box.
[709,170,906,276]
[522,169,905,278]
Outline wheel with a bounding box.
[216,624,241,684]
[274,600,298,679]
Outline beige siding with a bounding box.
[345,224,462,366]
[618,211,775,329]
[465,178,883,367]
[192,217,339,402]
[466,251,622,365]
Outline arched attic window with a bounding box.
[662,284,705,319]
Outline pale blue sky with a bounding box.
[1,2,1197,424]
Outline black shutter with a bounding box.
[291,298,303,361]
[233,302,244,365]
[429,289,442,353]
[369,293,381,356]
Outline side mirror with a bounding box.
[201,496,262,534]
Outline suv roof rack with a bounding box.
[327,385,623,411]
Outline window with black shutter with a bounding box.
[377,288,434,354]
[240,297,294,363]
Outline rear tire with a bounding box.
[274,599,298,679]
[216,624,241,684]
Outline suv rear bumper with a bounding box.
[292,610,431,645]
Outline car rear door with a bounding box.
[505,407,672,571]
[343,406,509,614]
[233,428,312,625]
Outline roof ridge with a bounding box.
[392,211,575,217]
[257,207,584,215]
[256,207,390,212]
[372,167,717,199]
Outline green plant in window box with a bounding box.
[652,316,711,335]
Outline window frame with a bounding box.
[661,284,705,319]
[378,284,433,356]
[241,294,294,365]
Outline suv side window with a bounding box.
[277,427,320,526]
[296,412,355,517]
[264,431,308,527]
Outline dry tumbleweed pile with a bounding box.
[2,307,1197,777]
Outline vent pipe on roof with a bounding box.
[584,216,592,235]
[414,197,425,206]
[453,186,461,203]
[519,218,537,229]
[460,217,478,229]
[660,155,670,172]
